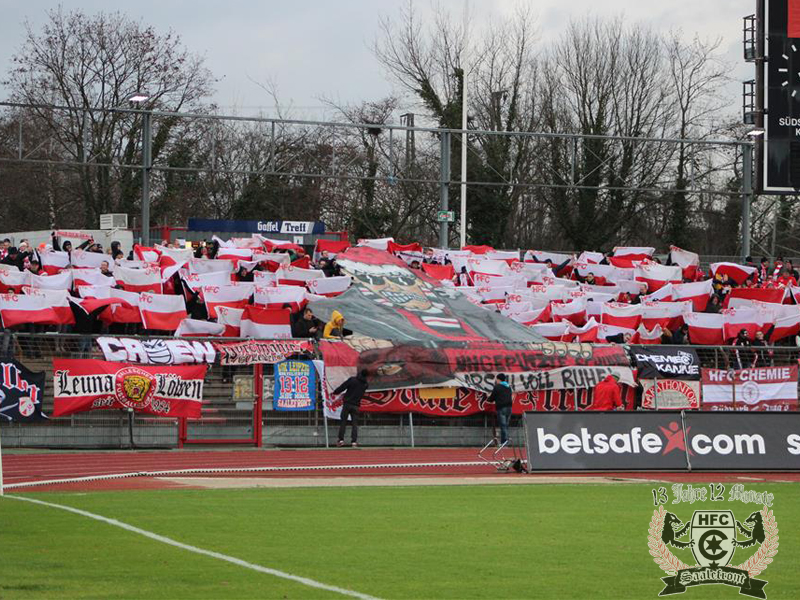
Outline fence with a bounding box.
[0,334,798,449]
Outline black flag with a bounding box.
[0,360,46,421]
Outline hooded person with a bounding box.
[323,310,352,339]
[333,368,369,447]
[487,373,514,445]
[591,374,623,411]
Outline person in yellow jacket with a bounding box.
[323,310,352,339]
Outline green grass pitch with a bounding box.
[0,483,797,599]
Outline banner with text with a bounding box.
[641,379,701,410]
[274,360,316,410]
[0,360,46,421]
[701,366,798,411]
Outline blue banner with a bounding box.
[273,360,316,411]
[187,218,325,235]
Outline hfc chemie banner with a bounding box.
[701,366,798,411]
[53,359,207,418]
[273,360,316,411]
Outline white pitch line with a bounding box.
[3,461,487,490]
[4,495,381,600]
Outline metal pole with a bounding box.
[142,111,152,247]
[742,143,753,260]
[409,412,415,448]
[755,0,765,193]
[680,410,692,471]
[323,411,329,448]
[459,0,469,249]
[439,131,451,248]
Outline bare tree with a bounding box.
[3,8,215,226]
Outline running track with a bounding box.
[3,448,799,492]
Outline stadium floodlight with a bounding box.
[128,94,150,104]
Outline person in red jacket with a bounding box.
[591,374,624,411]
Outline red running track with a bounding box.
[3,448,799,492]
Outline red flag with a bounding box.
[277,265,324,287]
[421,263,455,281]
[72,268,116,289]
[313,239,350,264]
[139,292,187,331]
[551,298,587,326]
[216,306,244,337]
[684,312,725,345]
[0,267,30,293]
[39,250,70,275]
[52,359,207,418]
[306,276,351,297]
[29,271,72,291]
[133,245,161,263]
[0,292,58,327]
[790,0,800,37]
[462,245,493,254]
[710,262,757,285]
[22,288,75,326]
[601,302,642,330]
[529,321,570,341]
[116,266,163,294]
[201,284,254,318]
[240,306,292,339]
[254,285,307,312]
[724,287,786,307]
[671,280,713,312]
[70,249,109,269]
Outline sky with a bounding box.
[0,0,755,121]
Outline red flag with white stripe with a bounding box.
[0,292,58,327]
[724,287,786,307]
[551,298,587,326]
[597,323,636,342]
[29,270,72,291]
[722,307,771,341]
[216,247,253,264]
[601,302,642,329]
[276,265,325,286]
[710,262,758,285]
[175,318,226,337]
[70,249,109,269]
[671,280,713,311]
[134,245,161,263]
[306,276,351,297]
[188,259,235,275]
[669,245,700,279]
[357,238,394,251]
[181,270,232,293]
[772,311,800,342]
[240,306,292,339]
[613,246,655,261]
[216,305,244,337]
[72,268,116,289]
[39,250,70,275]
[101,288,142,324]
[634,261,682,292]
[22,287,75,325]
[254,285,307,311]
[139,292,187,331]
[640,301,691,332]
[202,284,254,318]
[529,321,570,341]
[684,312,725,345]
[115,266,163,294]
[515,304,552,326]
[636,324,663,345]
[0,267,30,293]
[253,270,277,287]
[568,318,600,343]
[313,239,351,263]
[156,245,192,268]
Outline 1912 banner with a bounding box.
[53,359,207,418]
[274,360,316,410]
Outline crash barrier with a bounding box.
[523,412,800,471]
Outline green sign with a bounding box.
[436,210,455,223]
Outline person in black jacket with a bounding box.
[487,373,513,445]
[291,308,323,339]
[333,369,369,447]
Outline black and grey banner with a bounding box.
[631,346,700,380]
[524,412,800,471]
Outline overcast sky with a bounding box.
[0,0,754,120]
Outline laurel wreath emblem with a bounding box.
[648,505,779,577]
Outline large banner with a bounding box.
[631,346,701,380]
[319,338,631,398]
[97,337,216,365]
[641,379,701,410]
[215,340,313,365]
[524,412,800,471]
[273,360,316,411]
[308,246,546,343]
[52,359,207,418]
[0,360,46,421]
[701,366,798,411]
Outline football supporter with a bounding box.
[591,374,623,411]
[487,373,513,445]
[333,369,369,447]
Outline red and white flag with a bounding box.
[238,252,290,273]
[253,285,307,311]
[529,321,570,341]
[486,250,520,262]
[276,265,325,286]
[722,307,771,341]
[421,263,456,281]
[636,324,663,345]
[601,302,642,329]
[568,318,600,343]
[115,266,163,294]
[710,262,758,285]
[634,261,682,292]
[240,306,292,339]
[29,270,73,291]
[307,276,351,297]
[524,250,572,265]
[671,280,713,312]
[22,288,75,325]
[0,268,30,293]
[702,367,798,411]
[640,301,691,332]
[253,270,277,287]
[175,318,226,338]
[313,239,351,263]
[514,304,552,326]
[72,268,116,289]
[188,259,235,275]
[70,249,109,269]
[181,270,232,293]
[102,288,142,324]
[134,245,161,263]
[216,247,253,264]
[0,292,58,327]
[684,312,725,345]
[39,250,70,275]
[724,287,786,307]
[597,323,636,342]
[578,251,605,264]
[202,284,254,318]
[772,312,800,341]
[613,246,655,261]
[156,245,192,268]
[357,237,394,251]
[551,298,587,326]
[139,292,187,331]
[216,306,244,337]
[669,245,700,279]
